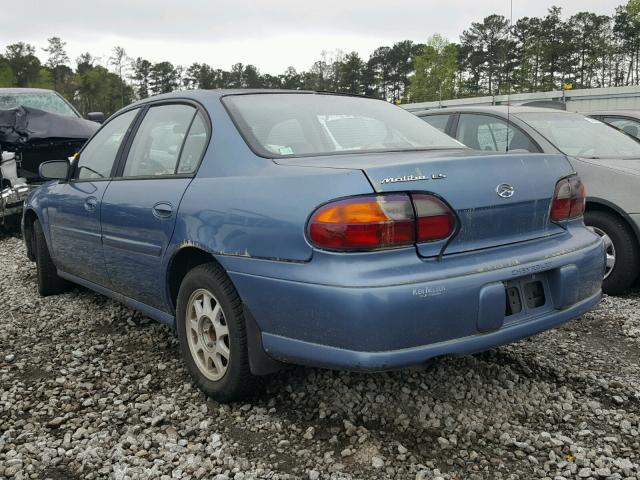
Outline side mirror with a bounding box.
[39,160,70,181]
[87,112,105,124]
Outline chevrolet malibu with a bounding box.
[23,90,605,401]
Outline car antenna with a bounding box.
[506,0,513,152]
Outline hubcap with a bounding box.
[589,226,616,279]
[185,289,230,381]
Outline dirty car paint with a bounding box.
[24,90,605,372]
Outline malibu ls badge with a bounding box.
[380,173,447,185]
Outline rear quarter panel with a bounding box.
[173,164,373,262]
[167,95,374,264]
[572,158,640,215]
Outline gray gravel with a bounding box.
[1,233,639,480]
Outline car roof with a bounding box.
[416,105,574,116]
[127,89,371,108]
[0,88,59,94]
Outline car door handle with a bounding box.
[84,197,98,212]
[152,202,173,219]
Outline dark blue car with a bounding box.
[23,90,605,401]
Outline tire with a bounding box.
[584,210,639,296]
[176,262,261,402]
[33,219,70,296]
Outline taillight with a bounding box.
[413,194,455,242]
[551,175,585,222]
[308,194,455,251]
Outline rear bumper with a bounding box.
[260,290,601,370]
[224,226,605,371]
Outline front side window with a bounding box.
[518,112,640,158]
[603,116,640,140]
[122,104,197,177]
[455,114,538,153]
[76,109,138,180]
[420,114,451,133]
[223,93,464,158]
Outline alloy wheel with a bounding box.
[185,288,230,381]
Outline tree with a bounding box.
[243,64,263,88]
[109,46,130,107]
[367,46,392,99]
[303,51,336,91]
[32,67,54,89]
[614,1,640,85]
[279,67,302,90]
[511,17,544,92]
[410,34,458,102]
[42,37,71,92]
[131,57,152,99]
[4,43,41,87]
[386,40,423,102]
[0,57,17,87]
[567,13,613,88]
[336,52,365,95]
[460,15,514,95]
[149,61,179,95]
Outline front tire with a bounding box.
[176,262,260,402]
[584,210,639,296]
[33,219,69,296]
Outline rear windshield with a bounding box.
[517,112,640,158]
[222,93,465,158]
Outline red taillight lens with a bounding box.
[308,193,455,251]
[308,194,415,250]
[413,194,455,241]
[551,175,585,222]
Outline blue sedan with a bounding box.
[23,90,605,401]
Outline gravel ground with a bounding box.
[1,233,639,480]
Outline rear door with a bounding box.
[601,116,640,140]
[100,103,209,310]
[419,114,453,133]
[48,108,139,285]
[454,113,540,153]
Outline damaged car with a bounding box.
[0,88,100,228]
[23,90,605,401]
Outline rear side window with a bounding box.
[177,112,209,174]
[76,109,138,180]
[122,104,196,177]
[603,116,640,140]
[420,114,451,132]
[456,114,538,153]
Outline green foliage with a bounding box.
[0,58,17,87]
[0,2,638,114]
[410,34,458,102]
[31,67,54,89]
[149,61,179,94]
[4,43,41,87]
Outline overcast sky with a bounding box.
[0,0,624,74]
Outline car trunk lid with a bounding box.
[275,150,572,256]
